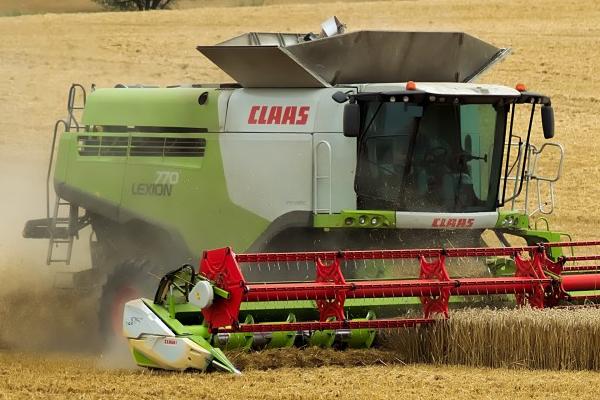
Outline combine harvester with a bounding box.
[23,18,600,372]
[123,22,600,372]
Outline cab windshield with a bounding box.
[355,101,505,212]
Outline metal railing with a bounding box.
[501,141,564,218]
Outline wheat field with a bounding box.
[4,350,600,400]
[1,0,600,398]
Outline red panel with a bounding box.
[314,257,346,321]
[562,274,600,292]
[419,255,450,318]
[513,252,548,308]
[199,247,245,329]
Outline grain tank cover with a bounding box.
[197,31,510,88]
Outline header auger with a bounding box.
[123,240,600,373]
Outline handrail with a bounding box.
[47,120,68,219]
[67,83,87,132]
[313,140,333,214]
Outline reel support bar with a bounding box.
[235,241,600,263]
[218,318,436,334]
[564,255,600,262]
[563,265,600,272]
[244,277,551,302]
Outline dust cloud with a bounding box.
[96,335,138,370]
[0,154,99,353]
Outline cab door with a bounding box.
[312,132,357,214]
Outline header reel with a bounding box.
[123,240,600,373]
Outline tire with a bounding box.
[98,259,158,344]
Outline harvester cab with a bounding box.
[340,83,555,216]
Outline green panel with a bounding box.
[267,314,297,349]
[131,348,160,368]
[142,300,238,373]
[54,88,270,254]
[56,132,128,207]
[567,290,600,298]
[82,88,220,131]
[496,211,573,260]
[314,210,396,229]
[495,211,530,229]
[144,299,198,336]
[309,329,335,348]
[53,133,70,183]
[518,229,566,259]
[345,311,376,348]
[119,132,269,253]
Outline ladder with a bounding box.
[46,200,78,265]
[45,84,87,265]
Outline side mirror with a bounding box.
[541,105,555,139]
[332,91,349,104]
[343,103,360,137]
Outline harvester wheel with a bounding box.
[98,259,157,342]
